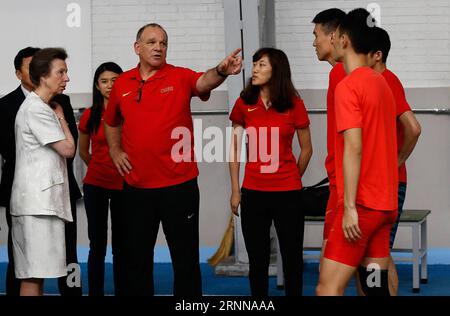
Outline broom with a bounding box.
[208,215,235,266]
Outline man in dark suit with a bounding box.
[0,47,82,296]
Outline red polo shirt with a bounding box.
[335,67,398,211]
[78,108,123,190]
[229,96,310,191]
[103,63,209,189]
[326,62,347,187]
[382,69,412,183]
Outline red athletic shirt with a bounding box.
[334,67,398,211]
[325,62,347,187]
[382,69,412,183]
[103,63,209,188]
[230,96,310,191]
[78,108,123,190]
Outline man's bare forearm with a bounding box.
[343,128,362,209]
[104,123,122,152]
[398,111,421,166]
[196,67,227,95]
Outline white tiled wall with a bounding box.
[92,0,450,89]
[92,0,226,82]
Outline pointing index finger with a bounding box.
[230,48,242,57]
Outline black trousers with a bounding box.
[83,184,121,296]
[115,178,201,296]
[5,198,82,296]
[240,188,305,296]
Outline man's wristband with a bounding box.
[215,65,228,78]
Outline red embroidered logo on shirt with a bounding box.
[160,86,174,94]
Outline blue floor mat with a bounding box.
[0,262,448,296]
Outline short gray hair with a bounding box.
[136,23,168,42]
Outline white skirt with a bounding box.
[12,215,67,279]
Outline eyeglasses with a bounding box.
[136,80,145,103]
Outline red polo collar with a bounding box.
[129,63,170,82]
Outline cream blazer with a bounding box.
[10,92,73,222]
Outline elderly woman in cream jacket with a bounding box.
[11,48,75,296]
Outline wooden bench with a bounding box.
[276,209,431,293]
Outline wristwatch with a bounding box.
[215,65,228,78]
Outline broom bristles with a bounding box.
[208,215,234,266]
